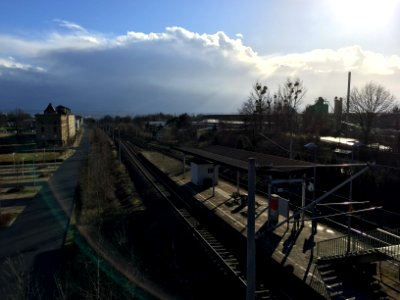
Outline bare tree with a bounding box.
[239,82,271,148]
[273,78,306,158]
[7,109,31,136]
[239,81,270,116]
[275,78,305,111]
[274,78,306,132]
[350,82,395,144]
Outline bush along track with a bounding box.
[59,128,168,300]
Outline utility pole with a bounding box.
[346,72,351,122]
[246,158,256,300]
[271,165,370,231]
[304,142,318,234]
[301,174,306,227]
[347,141,361,253]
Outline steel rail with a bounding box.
[120,140,248,287]
[120,139,296,299]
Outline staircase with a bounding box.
[317,260,390,300]
[315,228,399,299]
[317,262,347,299]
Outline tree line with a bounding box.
[0,109,32,135]
[239,78,398,146]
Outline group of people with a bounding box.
[291,207,318,234]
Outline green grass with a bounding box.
[0,213,15,227]
[0,206,26,228]
[0,132,13,138]
[0,186,41,200]
[0,151,61,163]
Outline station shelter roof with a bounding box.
[174,145,314,173]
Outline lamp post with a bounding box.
[347,141,362,253]
[348,141,362,202]
[246,158,256,300]
[304,142,318,234]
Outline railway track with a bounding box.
[120,140,282,299]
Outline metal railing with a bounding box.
[317,228,400,261]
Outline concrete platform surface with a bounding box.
[142,150,400,299]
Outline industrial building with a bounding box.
[35,103,76,146]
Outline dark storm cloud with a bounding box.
[0,25,399,115]
[0,27,260,115]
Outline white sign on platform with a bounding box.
[278,197,289,219]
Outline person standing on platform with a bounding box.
[311,207,320,235]
[292,209,300,232]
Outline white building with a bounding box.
[190,158,219,186]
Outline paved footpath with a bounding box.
[0,128,90,299]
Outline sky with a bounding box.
[0,0,399,116]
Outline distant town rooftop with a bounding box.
[43,103,72,115]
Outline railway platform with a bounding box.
[141,150,400,299]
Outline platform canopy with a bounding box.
[174,145,314,173]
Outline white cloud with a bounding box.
[235,33,243,39]
[0,26,399,114]
[0,57,31,70]
[261,46,400,76]
[0,57,44,73]
[53,19,88,33]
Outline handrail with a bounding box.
[317,228,400,261]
